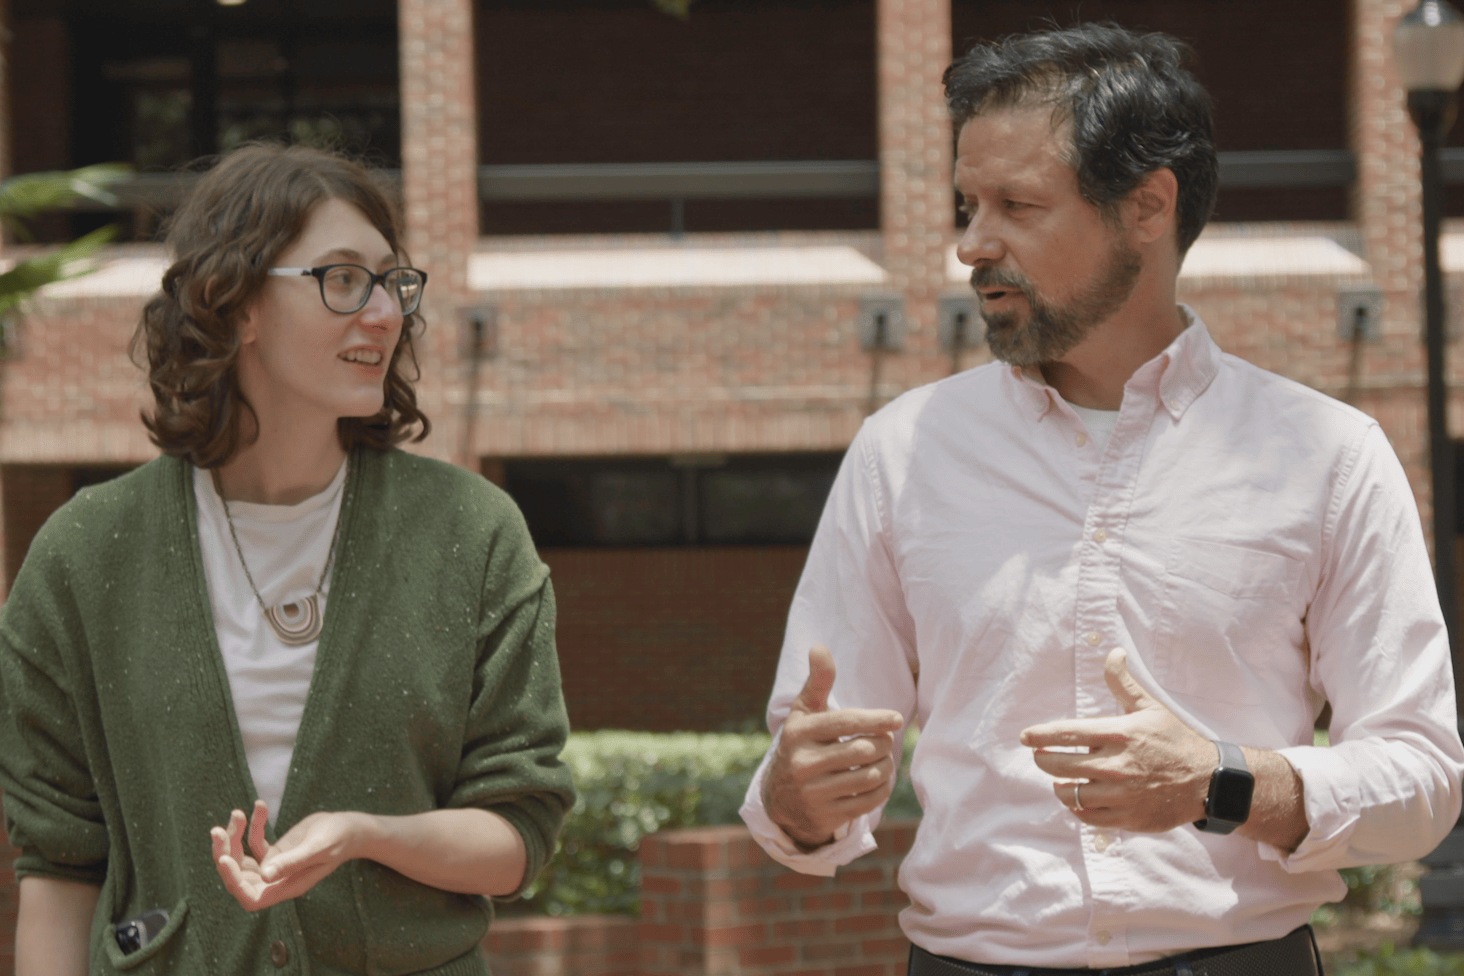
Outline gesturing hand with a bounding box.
[1019,648,1215,833]
[210,800,370,911]
[762,645,905,850]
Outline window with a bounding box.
[504,453,842,547]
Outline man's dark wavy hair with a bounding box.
[943,22,1218,255]
[131,143,431,468]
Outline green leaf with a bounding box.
[0,224,119,318]
[1334,945,1464,975]
[0,164,131,236]
[650,0,694,19]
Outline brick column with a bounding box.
[399,0,478,465]
[1349,0,1435,534]
[0,0,10,260]
[877,0,954,354]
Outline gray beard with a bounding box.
[976,242,1143,368]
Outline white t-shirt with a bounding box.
[1069,402,1120,453]
[193,460,348,823]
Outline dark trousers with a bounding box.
[907,925,1323,976]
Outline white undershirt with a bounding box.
[193,460,348,823]
[1069,402,1121,453]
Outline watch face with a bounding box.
[1210,766,1256,823]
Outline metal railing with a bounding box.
[57,149,1408,228]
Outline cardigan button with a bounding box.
[270,940,290,968]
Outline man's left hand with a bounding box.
[1020,648,1215,832]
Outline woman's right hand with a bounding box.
[211,800,359,912]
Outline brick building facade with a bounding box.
[0,0,1458,739]
[0,0,1460,972]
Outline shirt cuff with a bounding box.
[738,741,879,877]
[1255,744,1360,872]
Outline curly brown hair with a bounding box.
[131,143,431,467]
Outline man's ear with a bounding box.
[1126,168,1179,246]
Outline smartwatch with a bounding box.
[1193,739,1254,835]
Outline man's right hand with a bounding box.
[761,645,906,850]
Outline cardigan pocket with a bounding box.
[101,897,189,971]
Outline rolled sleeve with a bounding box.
[1266,424,1464,870]
[0,559,108,884]
[740,424,918,873]
[739,729,878,877]
[447,510,576,898]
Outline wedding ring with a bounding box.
[1073,782,1085,812]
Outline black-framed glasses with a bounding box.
[267,264,428,315]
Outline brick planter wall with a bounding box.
[638,820,918,976]
[483,915,639,976]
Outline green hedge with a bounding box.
[1334,945,1464,976]
[519,728,920,916]
[521,727,1428,936]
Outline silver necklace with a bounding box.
[211,463,347,647]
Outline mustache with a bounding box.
[969,265,1033,293]
[968,266,1037,308]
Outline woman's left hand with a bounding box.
[210,799,371,912]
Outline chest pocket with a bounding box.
[1151,537,1308,705]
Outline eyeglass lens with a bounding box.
[320,266,425,315]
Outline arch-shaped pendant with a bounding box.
[264,595,323,646]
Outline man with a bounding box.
[739,22,1464,976]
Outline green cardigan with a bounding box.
[0,448,576,975]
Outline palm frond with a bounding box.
[650,0,693,19]
[0,224,119,318]
[0,164,131,235]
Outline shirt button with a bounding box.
[1094,831,1111,852]
[1096,930,1112,946]
[1076,432,1088,447]
[271,941,289,968]
[1093,528,1107,543]
[1086,631,1101,646]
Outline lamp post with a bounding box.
[1395,0,1464,951]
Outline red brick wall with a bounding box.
[463,281,941,461]
[1349,0,1438,542]
[0,297,155,466]
[637,820,916,976]
[546,546,808,732]
[1,465,73,597]
[879,0,954,347]
[484,915,639,976]
[400,0,479,466]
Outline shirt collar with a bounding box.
[1002,304,1220,423]
[1150,305,1220,422]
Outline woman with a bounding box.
[0,144,575,974]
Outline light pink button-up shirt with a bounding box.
[740,311,1464,969]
